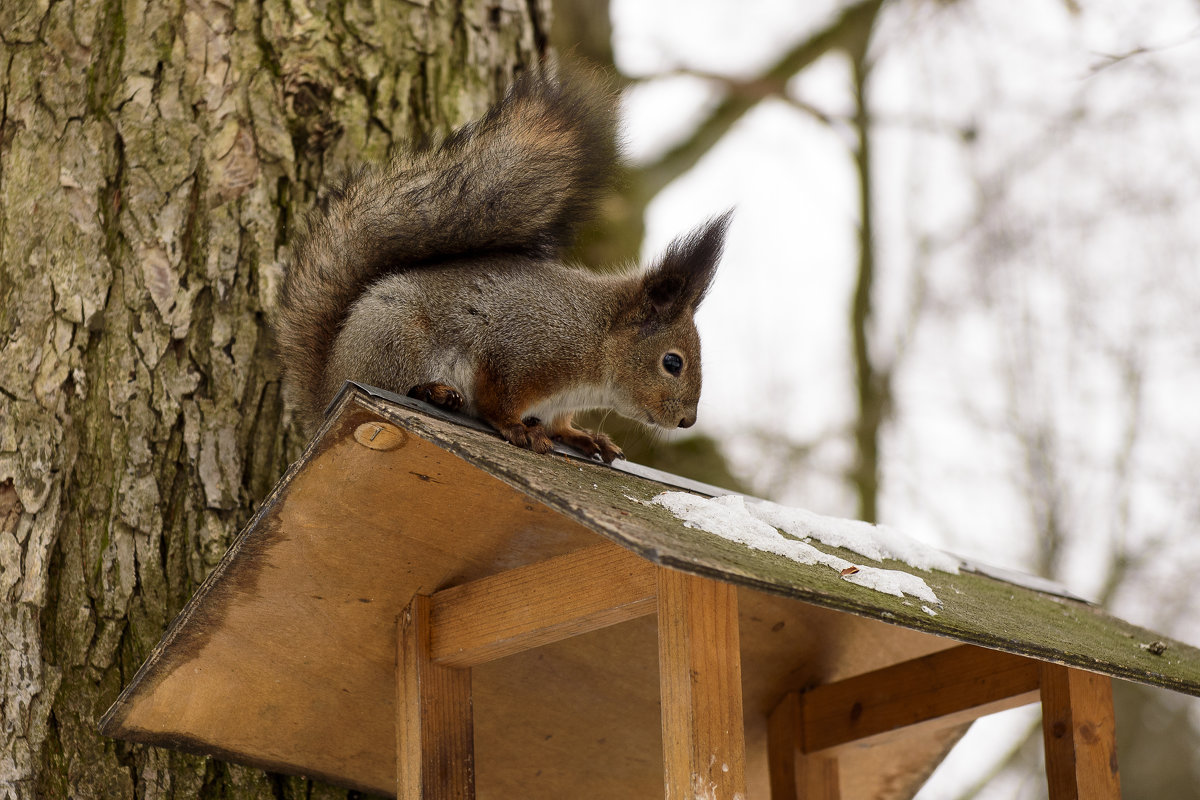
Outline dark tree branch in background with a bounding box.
[658,67,847,129]
[945,100,1188,800]
[558,0,887,268]
[847,16,886,523]
[554,3,1200,795]
[952,718,1046,800]
[1096,347,1145,606]
[553,0,890,506]
[1087,25,1200,76]
[550,0,621,77]
[633,0,889,520]
[639,0,884,202]
[750,427,846,503]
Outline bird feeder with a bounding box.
[101,384,1200,798]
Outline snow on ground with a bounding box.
[650,492,958,605]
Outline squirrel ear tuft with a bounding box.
[637,210,733,325]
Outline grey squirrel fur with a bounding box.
[276,70,731,463]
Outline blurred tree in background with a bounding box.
[553,0,1200,797]
[3,0,1196,796]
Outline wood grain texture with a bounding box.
[657,567,747,799]
[398,595,475,800]
[429,541,656,668]
[100,414,603,795]
[1040,664,1121,800]
[768,692,841,800]
[802,644,1040,754]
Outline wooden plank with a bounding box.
[768,691,840,800]
[429,541,657,668]
[1040,664,1121,800]
[803,644,1040,754]
[397,595,475,800]
[657,567,747,799]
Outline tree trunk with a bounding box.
[0,1,547,797]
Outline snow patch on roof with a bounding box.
[651,492,956,605]
[744,497,961,573]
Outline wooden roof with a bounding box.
[100,385,1200,798]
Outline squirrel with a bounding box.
[275,70,731,464]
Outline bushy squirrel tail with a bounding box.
[276,69,620,422]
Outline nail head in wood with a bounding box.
[355,421,408,450]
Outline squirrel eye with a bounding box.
[662,352,683,376]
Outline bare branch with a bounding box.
[637,0,884,201]
[949,717,1043,800]
[654,66,847,129]
[848,19,887,523]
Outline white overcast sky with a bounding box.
[609,1,1200,796]
[611,0,1200,581]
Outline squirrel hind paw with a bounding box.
[407,382,464,412]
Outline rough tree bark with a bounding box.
[0,0,546,797]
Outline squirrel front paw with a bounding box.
[552,427,624,464]
[407,382,464,412]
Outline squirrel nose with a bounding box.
[678,414,696,429]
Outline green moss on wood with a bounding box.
[361,393,1200,699]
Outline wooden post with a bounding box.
[1040,664,1120,800]
[397,595,475,800]
[768,692,840,800]
[657,568,747,799]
